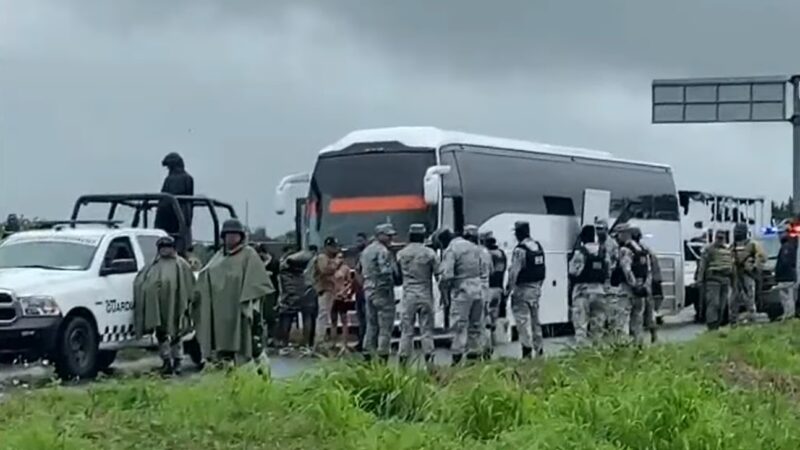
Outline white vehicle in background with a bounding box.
[677,191,769,321]
[0,193,238,379]
[275,126,685,337]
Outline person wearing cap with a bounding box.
[396,223,440,367]
[631,226,662,343]
[309,236,341,351]
[696,229,735,330]
[609,222,651,344]
[193,219,274,366]
[476,231,495,359]
[772,222,798,320]
[730,223,766,325]
[359,223,400,362]
[506,221,546,359]
[440,225,484,364]
[568,225,609,345]
[482,231,507,355]
[595,219,620,318]
[133,235,196,375]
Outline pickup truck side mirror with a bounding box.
[100,258,138,276]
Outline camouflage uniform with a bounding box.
[731,238,766,324]
[360,227,398,358]
[620,240,651,345]
[485,242,507,352]
[602,237,622,336]
[440,235,484,359]
[478,244,494,352]
[640,242,662,340]
[696,241,734,330]
[397,235,440,359]
[507,238,545,356]
[568,243,608,344]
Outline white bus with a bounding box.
[275,126,684,334]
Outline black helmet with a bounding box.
[161,152,185,169]
[221,219,246,237]
[156,236,176,248]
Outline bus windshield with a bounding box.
[309,149,437,248]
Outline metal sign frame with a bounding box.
[652,76,789,124]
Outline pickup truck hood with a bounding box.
[0,268,90,296]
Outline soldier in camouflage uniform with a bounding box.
[632,226,662,343]
[397,224,440,367]
[483,232,507,357]
[611,223,651,345]
[506,221,546,359]
[359,223,399,362]
[477,231,495,359]
[568,225,609,344]
[440,225,484,365]
[596,219,621,335]
[696,229,734,330]
[730,223,766,325]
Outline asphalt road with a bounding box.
[0,308,705,402]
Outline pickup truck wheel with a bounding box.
[97,350,117,373]
[183,337,203,367]
[55,316,99,380]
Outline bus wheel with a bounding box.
[55,316,99,380]
[96,350,117,374]
[183,337,203,367]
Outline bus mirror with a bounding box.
[423,165,451,205]
[275,172,311,215]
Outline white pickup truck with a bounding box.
[0,224,199,379]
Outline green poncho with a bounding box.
[193,244,274,361]
[133,255,195,340]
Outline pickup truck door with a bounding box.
[97,236,139,347]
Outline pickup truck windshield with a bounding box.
[0,241,97,270]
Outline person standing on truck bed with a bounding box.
[773,223,799,320]
[696,229,734,330]
[193,219,274,366]
[155,152,194,254]
[360,223,400,363]
[631,226,662,343]
[506,221,546,359]
[610,223,651,345]
[397,223,439,367]
[133,236,196,375]
[568,225,608,344]
[731,223,766,325]
[311,237,340,352]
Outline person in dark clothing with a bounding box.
[773,223,799,320]
[155,152,195,254]
[350,232,369,352]
[257,243,281,346]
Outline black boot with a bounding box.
[482,348,494,361]
[451,353,463,366]
[398,355,409,367]
[537,348,544,357]
[465,353,480,364]
[650,328,658,344]
[424,354,434,366]
[521,346,533,360]
[379,354,390,364]
[172,358,182,376]
[159,358,174,376]
[363,353,373,363]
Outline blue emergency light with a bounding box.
[761,226,778,235]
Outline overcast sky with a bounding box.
[1,0,798,236]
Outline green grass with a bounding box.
[5,323,800,449]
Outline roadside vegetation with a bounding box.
[4,323,800,449]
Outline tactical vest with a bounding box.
[575,246,607,284]
[775,240,797,282]
[705,245,733,277]
[610,243,648,286]
[517,241,546,284]
[488,248,506,288]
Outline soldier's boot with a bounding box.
[465,353,480,365]
[172,358,182,376]
[650,328,658,344]
[424,354,434,366]
[159,358,174,376]
[379,354,390,364]
[398,355,409,367]
[521,346,533,360]
[363,353,373,363]
[451,353,463,366]
[482,347,494,361]
[537,348,544,357]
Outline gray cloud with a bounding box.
[1,0,796,237]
